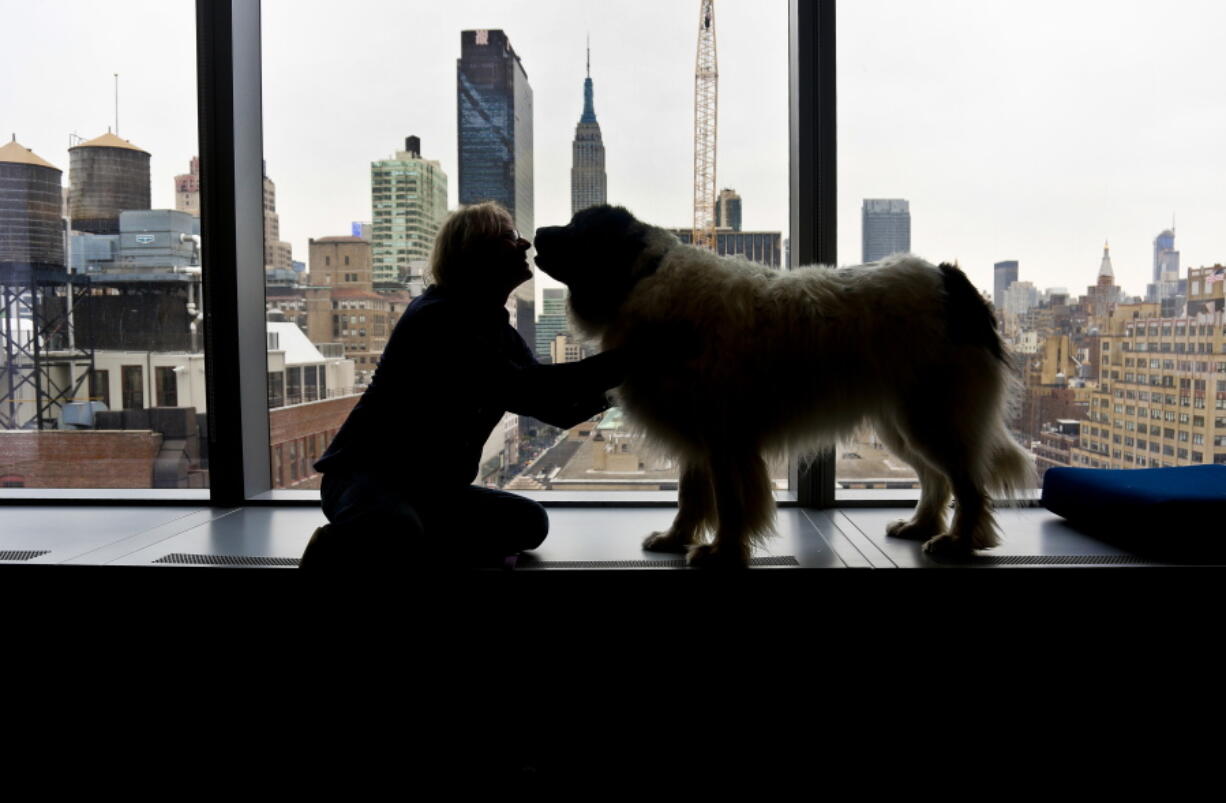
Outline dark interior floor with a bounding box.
[0,503,1208,569]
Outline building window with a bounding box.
[89,369,110,409]
[286,366,302,405]
[304,365,319,402]
[156,366,179,407]
[268,371,285,409]
[121,365,144,411]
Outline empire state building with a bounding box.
[571,43,607,215]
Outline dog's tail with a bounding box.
[937,264,1035,509]
[982,422,1036,506]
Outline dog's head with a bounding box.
[534,205,674,335]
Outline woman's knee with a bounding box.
[465,489,549,552]
[515,499,550,551]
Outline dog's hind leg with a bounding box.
[901,419,1001,555]
[923,470,997,555]
[687,448,774,568]
[643,461,715,554]
[882,441,952,544]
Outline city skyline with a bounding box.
[4,1,1226,305]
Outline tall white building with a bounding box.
[370,136,448,286]
[1004,280,1040,317]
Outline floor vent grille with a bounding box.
[517,556,800,570]
[941,554,1168,567]
[0,550,50,562]
[154,553,300,567]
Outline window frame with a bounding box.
[2,0,840,508]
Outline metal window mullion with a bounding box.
[790,0,836,508]
[198,0,271,505]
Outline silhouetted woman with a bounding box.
[301,201,623,569]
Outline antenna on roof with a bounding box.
[114,73,119,136]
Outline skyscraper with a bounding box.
[370,136,448,286]
[457,29,535,485]
[457,28,534,343]
[1153,228,1178,283]
[716,188,742,231]
[861,199,910,263]
[535,288,570,362]
[1148,227,1186,315]
[571,42,607,215]
[994,260,1019,311]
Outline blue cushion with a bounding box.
[1042,465,1226,552]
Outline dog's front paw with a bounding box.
[686,543,749,569]
[643,530,691,553]
[921,532,975,557]
[886,518,940,541]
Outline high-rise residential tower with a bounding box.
[861,199,910,263]
[457,29,534,344]
[370,136,448,286]
[994,260,1019,311]
[716,188,742,231]
[571,42,607,216]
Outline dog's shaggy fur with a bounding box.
[534,205,1035,567]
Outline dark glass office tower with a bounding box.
[994,260,1019,311]
[861,198,910,263]
[457,29,534,344]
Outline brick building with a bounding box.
[269,394,359,489]
[306,236,397,384]
[1071,301,1226,469]
[0,430,165,488]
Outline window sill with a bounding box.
[0,488,211,505]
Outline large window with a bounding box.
[0,0,207,491]
[835,0,1226,494]
[259,0,790,494]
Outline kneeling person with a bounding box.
[300,202,624,570]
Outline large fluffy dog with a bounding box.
[534,205,1033,567]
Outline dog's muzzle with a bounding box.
[533,226,570,282]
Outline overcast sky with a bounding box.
[4,0,1224,304]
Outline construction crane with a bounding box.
[692,0,718,251]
